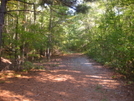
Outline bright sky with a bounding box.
[68,0,84,14]
[76,0,83,5]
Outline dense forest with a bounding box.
[0,0,134,78]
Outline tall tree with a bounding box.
[0,0,8,57]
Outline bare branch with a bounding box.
[6,13,14,17]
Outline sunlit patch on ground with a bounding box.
[48,74,75,82]
[0,54,134,101]
[0,90,32,101]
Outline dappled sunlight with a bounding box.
[0,90,32,101]
[49,74,75,82]
[89,75,101,78]
[83,63,92,65]
[35,70,82,83]
[99,79,120,88]
[54,91,69,97]
[58,64,67,68]
[0,54,133,101]
[86,75,120,89]
[52,70,82,73]
[53,77,68,81]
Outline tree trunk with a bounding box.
[0,0,7,63]
[47,7,53,61]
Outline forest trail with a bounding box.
[0,53,134,101]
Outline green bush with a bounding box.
[22,61,34,71]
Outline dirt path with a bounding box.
[0,53,134,101]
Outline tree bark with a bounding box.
[0,0,8,62]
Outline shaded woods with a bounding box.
[0,1,134,100]
[0,0,134,78]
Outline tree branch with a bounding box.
[7,10,34,12]
[6,13,14,17]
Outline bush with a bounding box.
[22,61,34,71]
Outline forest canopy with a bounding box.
[0,0,134,79]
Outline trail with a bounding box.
[0,53,134,101]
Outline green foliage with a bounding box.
[63,0,134,78]
[2,0,134,79]
[83,0,134,78]
[85,0,97,2]
[22,61,34,71]
[2,0,74,71]
[76,4,91,14]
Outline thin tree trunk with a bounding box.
[0,0,7,63]
[21,0,27,63]
[14,15,19,69]
[47,7,53,61]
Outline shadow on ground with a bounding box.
[0,54,134,101]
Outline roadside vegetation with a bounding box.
[0,0,134,79]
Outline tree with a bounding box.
[0,0,35,63]
[0,0,8,57]
[72,0,134,78]
[0,0,93,71]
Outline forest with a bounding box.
[0,0,134,79]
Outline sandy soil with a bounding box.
[0,53,134,101]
